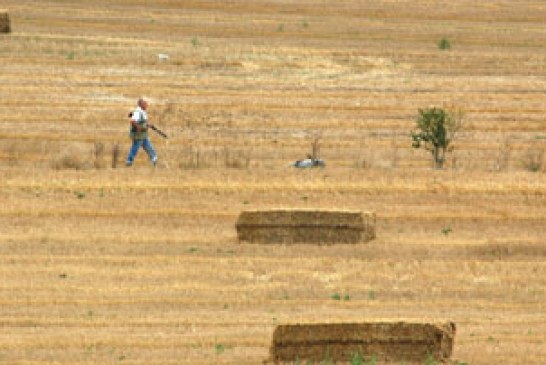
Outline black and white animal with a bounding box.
[292,154,325,168]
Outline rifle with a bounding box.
[150,125,168,139]
[128,111,168,138]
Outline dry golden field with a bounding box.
[0,1,545,364]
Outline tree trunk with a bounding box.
[433,146,445,169]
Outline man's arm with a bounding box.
[130,111,150,132]
[130,120,144,132]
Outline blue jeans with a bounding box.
[126,138,157,165]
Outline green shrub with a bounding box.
[438,38,451,50]
[214,343,224,355]
[441,227,452,236]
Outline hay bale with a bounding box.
[236,209,375,244]
[269,322,456,364]
[0,10,10,33]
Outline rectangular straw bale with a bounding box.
[269,322,455,364]
[236,209,375,244]
[0,11,10,33]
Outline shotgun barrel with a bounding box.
[150,125,168,138]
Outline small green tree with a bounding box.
[411,107,463,169]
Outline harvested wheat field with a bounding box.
[0,0,545,364]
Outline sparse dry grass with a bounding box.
[0,1,545,364]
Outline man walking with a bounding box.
[126,97,158,167]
